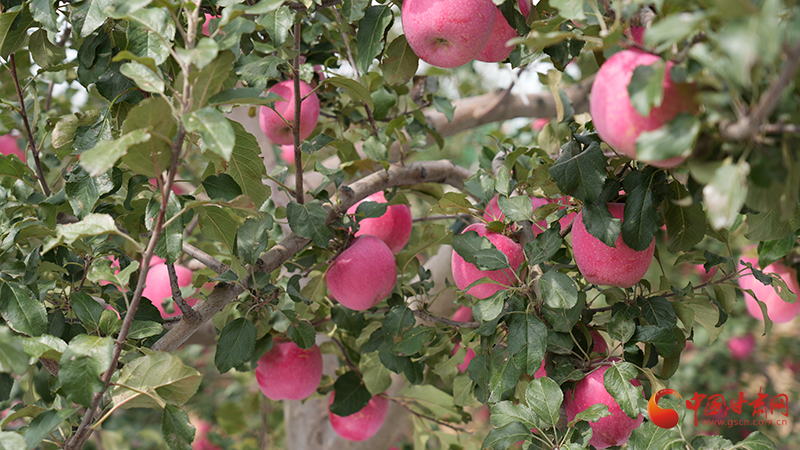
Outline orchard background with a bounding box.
[0,0,799,449]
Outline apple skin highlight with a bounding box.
[347,192,413,254]
[402,0,496,68]
[327,235,397,311]
[255,341,323,401]
[259,80,320,145]
[571,203,654,288]
[328,393,389,442]
[451,223,524,299]
[590,49,697,168]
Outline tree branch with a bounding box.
[9,54,50,197]
[412,309,479,328]
[721,40,800,140]
[293,21,305,204]
[182,242,230,274]
[152,160,473,352]
[167,263,203,323]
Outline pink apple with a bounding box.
[328,392,389,441]
[255,340,323,401]
[451,307,476,373]
[327,235,397,310]
[454,345,476,373]
[627,26,646,46]
[279,144,295,164]
[0,134,25,162]
[189,416,222,450]
[738,254,800,323]
[590,330,608,356]
[401,0,496,68]
[451,223,524,299]
[518,0,531,17]
[259,80,320,145]
[201,14,217,37]
[452,305,473,322]
[571,203,654,288]
[142,262,198,318]
[727,334,755,360]
[484,195,573,235]
[475,8,519,63]
[590,49,697,168]
[565,362,644,449]
[532,118,549,131]
[347,192,413,254]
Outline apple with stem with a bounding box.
[255,340,323,401]
[328,392,389,441]
[571,203,655,288]
[0,134,25,162]
[451,223,524,299]
[738,254,800,323]
[565,362,644,449]
[259,80,320,145]
[327,235,397,310]
[402,0,496,68]
[590,49,697,167]
[347,191,413,254]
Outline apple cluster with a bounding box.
[401,0,531,68]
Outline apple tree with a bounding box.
[0,0,799,449]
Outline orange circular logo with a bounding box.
[648,389,683,429]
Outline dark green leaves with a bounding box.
[65,165,114,219]
[356,5,393,74]
[549,141,608,204]
[665,181,705,253]
[214,318,256,373]
[498,196,534,222]
[330,371,371,416]
[202,173,242,202]
[581,202,622,248]
[622,169,663,251]
[482,421,531,450]
[184,108,235,161]
[603,362,642,419]
[236,217,272,265]
[524,229,562,265]
[286,200,333,248]
[162,405,195,450]
[506,313,547,375]
[380,36,418,86]
[286,320,316,349]
[58,335,114,406]
[525,377,563,427]
[71,291,105,333]
[0,283,47,337]
[452,230,510,271]
[539,271,579,309]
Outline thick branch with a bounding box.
[182,242,230,274]
[167,264,203,323]
[721,41,800,140]
[152,160,473,352]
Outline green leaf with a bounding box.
[397,384,461,421]
[452,230,510,271]
[236,217,272,266]
[627,63,665,116]
[286,200,333,248]
[608,309,637,343]
[112,352,203,409]
[573,403,611,424]
[300,134,336,155]
[214,318,256,373]
[0,326,29,375]
[525,377,563,427]
[174,37,219,70]
[665,182,706,253]
[551,0,586,21]
[506,313,547,375]
[628,421,681,450]
[121,97,176,177]
[162,405,195,450]
[191,51,236,110]
[497,196,533,223]
[0,431,25,450]
[637,296,677,330]
[757,233,799,269]
[23,409,77,450]
[581,201,622,248]
[490,401,537,429]
[745,207,800,241]
[120,61,165,93]
[29,29,65,68]
[487,349,522,402]
[198,206,239,253]
[322,77,373,109]
[380,36,418,85]
[330,371,371,416]
[602,361,642,419]
[473,291,507,322]
[542,291,585,333]
[637,114,700,164]
[703,158,750,230]
[0,283,47,337]
[549,142,608,204]
[31,0,58,32]
[71,291,105,332]
[258,5,294,47]
[524,229,563,265]
[0,8,34,58]
[682,297,723,343]
[202,173,242,202]
[622,170,661,251]
[125,8,175,65]
[226,122,271,207]
[359,351,392,396]
[481,421,532,450]
[286,320,316,349]
[432,96,456,122]
[356,5,393,74]
[633,325,678,357]
[148,192,184,264]
[42,213,121,254]
[80,129,151,177]
[65,165,114,219]
[184,108,235,161]
[127,320,163,339]
[58,335,114,406]
[539,270,578,309]
[735,431,778,450]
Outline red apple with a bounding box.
[518,0,531,17]
[484,195,574,235]
[452,305,473,322]
[347,192,413,254]
[532,118,549,131]
[565,362,644,449]
[259,80,320,145]
[451,223,524,299]
[279,144,295,164]
[0,134,25,162]
[590,49,697,168]
[327,235,397,310]
[255,341,323,401]
[401,0,496,68]
[727,334,755,360]
[627,26,646,46]
[143,262,199,318]
[451,307,476,373]
[328,392,389,442]
[475,8,519,63]
[571,203,655,288]
[201,14,217,37]
[590,330,609,356]
[738,254,800,323]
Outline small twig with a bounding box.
[9,54,50,197]
[588,306,613,313]
[330,337,357,369]
[394,399,471,433]
[721,40,800,140]
[167,264,203,323]
[413,214,471,223]
[182,242,230,275]
[761,123,800,134]
[559,220,574,239]
[292,21,305,204]
[413,309,479,328]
